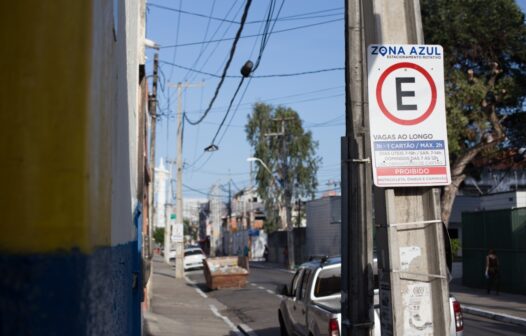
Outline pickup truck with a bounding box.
[277,257,464,336]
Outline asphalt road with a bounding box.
[463,314,526,336]
[186,263,526,336]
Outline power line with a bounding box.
[166,0,183,81]
[183,183,225,197]
[183,0,242,83]
[208,77,246,146]
[148,2,343,24]
[160,60,344,78]
[183,85,343,115]
[183,0,253,126]
[217,76,253,145]
[210,0,284,152]
[160,18,344,49]
[182,0,218,82]
[250,0,285,73]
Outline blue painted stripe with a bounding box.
[374,140,445,150]
[0,242,141,336]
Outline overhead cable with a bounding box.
[148,2,342,24]
[160,18,343,49]
[205,0,284,150]
[183,0,253,126]
[160,60,344,78]
[183,0,240,83]
[207,77,246,146]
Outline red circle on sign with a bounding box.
[376,62,437,126]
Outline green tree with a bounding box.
[421,0,526,223]
[183,218,197,241]
[153,227,164,247]
[246,102,320,232]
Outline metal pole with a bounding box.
[342,0,374,335]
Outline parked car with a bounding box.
[183,247,206,271]
[277,256,464,336]
[168,249,176,262]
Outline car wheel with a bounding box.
[278,311,288,336]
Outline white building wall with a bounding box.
[517,192,526,208]
[153,159,170,228]
[110,0,144,246]
[209,184,224,256]
[184,198,208,222]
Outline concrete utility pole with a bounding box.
[371,2,450,334]
[169,81,204,278]
[265,117,295,270]
[341,0,374,335]
[148,53,159,258]
[342,1,451,335]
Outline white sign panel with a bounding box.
[367,44,451,187]
[171,223,184,243]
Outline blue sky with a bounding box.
[145,0,526,201]
[146,0,345,200]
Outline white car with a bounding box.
[168,250,176,262]
[183,247,206,271]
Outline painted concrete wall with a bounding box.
[306,196,342,258]
[0,1,145,335]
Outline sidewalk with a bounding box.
[251,260,526,328]
[450,278,526,327]
[143,256,241,336]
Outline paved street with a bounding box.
[186,264,289,336]
[181,262,526,336]
[463,314,526,336]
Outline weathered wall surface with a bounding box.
[0,1,144,334]
[306,196,342,258]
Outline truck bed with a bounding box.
[313,297,341,314]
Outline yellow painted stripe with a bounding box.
[0,1,93,252]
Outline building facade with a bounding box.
[0,1,147,334]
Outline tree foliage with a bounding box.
[423,0,526,155]
[421,0,526,223]
[184,218,197,241]
[153,227,164,247]
[246,102,320,232]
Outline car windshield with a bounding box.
[314,267,340,298]
[184,249,203,257]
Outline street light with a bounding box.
[247,157,273,178]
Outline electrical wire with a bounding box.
[183,0,241,84]
[183,0,253,126]
[217,77,253,145]
[148,2,342,25]
[182,0,218,82]
[208,77,246,146]
[160,18,343,49]
[166,0,183,81]
[185,85,342,114]
[183,183,225,197]
[160,60,344,79]
[203,0,283,166]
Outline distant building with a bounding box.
[184,198,208,223]
[209,184,226,256]
[153,158,171,228]
[230,188,265,231]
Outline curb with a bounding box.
[463,305,526,328]
[237,324,258,336]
